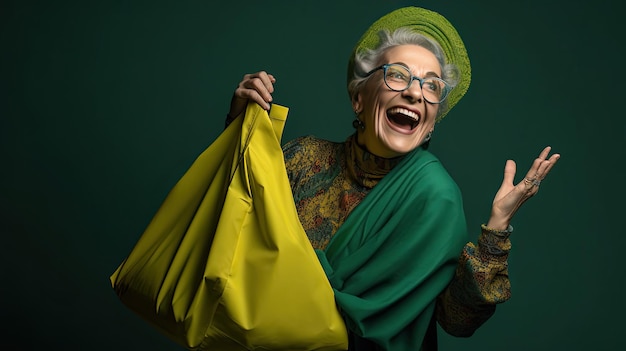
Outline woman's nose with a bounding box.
[400,80,423,102]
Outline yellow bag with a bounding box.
[110,102,348,350]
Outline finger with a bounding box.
[536,153,561,180]
[237,88,271,110]
[246,74,275,106]
[244,71,275,94]
[235,74,275,110]
[267,74,276,85]
[502,159,516,187]
[538,146,552,161]
[524,156,544,181]
[524,146,554,178]
[520,159,545,191]
[252,71,276,94]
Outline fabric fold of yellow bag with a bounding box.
[110,102,348,351]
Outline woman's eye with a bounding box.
[388,71,408,81]
[424,80,440,92]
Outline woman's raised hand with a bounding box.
[487,146,561,230]
[228,71,276,120]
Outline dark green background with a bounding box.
[2,0,624,350]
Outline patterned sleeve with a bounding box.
[435,224,513,337]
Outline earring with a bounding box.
[424,130,433,142]
[352,118,365,130]
[352,110,365,130]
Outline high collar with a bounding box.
[345,134,405,189]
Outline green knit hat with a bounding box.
[347,6,471,121]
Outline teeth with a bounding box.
[388,107,418,120]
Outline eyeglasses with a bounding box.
[365,63,452,104]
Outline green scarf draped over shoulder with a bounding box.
[315,147,468,350]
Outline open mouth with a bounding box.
[386,107,420,131]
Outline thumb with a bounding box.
[502,159,517,186]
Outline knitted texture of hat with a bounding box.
[347,6,471,121]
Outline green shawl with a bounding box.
[315,147,468,350]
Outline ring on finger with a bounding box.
[524,178,541,187]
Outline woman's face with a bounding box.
[353,44,441,158]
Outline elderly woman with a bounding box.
[226,6,559,351]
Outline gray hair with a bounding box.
[348,28,460,118]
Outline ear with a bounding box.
[351,92,363,114]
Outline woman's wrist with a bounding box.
[486,215,510,231]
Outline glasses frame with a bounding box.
[365,63,451,104]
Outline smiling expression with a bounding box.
[352,44,441,158]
